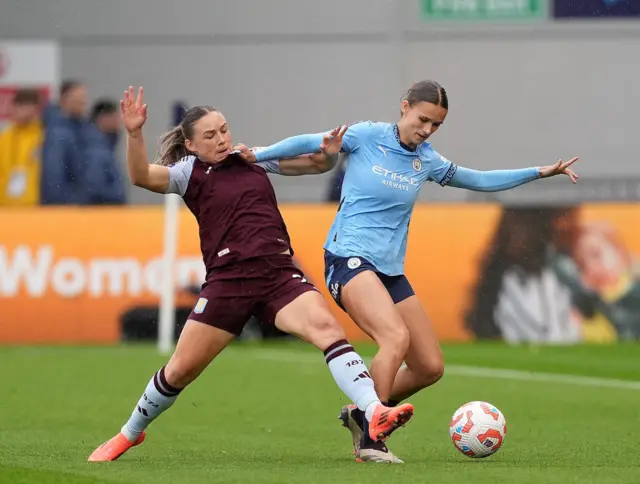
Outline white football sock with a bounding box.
[324,339,381,412]
[120,366,182,442]
[365,401,383,422]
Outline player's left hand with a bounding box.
[539,157,579,183]
[320,125,348,156]
[233,143,256,163]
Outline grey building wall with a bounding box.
[2,0,638,204]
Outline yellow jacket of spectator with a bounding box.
[0,121,43,206]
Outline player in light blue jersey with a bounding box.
[239,79,579,463]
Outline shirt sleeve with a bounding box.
[426,149,458,186]
[256,159,281,174]
[253,133,325,162]
[166,156,195,196]
[449,166,541,192]
[250,147,280,174]
[426,147,540,191]
[253,121,375,162]
[340,121,373,154]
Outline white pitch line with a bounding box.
[251,348,640,391]
[443,365,640,391]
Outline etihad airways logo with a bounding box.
[372,165,419,192]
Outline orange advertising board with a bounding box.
[1,204,639,344]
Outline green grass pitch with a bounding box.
[1,342,639,483]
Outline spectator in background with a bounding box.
[40,80,89,204]
[0,88,44,206]
[84,99,126,204]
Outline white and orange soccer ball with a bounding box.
[449,401,507,458]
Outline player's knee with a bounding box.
[377,323,410,358]
[413,355,445,388]
[163,358,202,389]
[307,311,345,348]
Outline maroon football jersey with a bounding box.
[167,154,292,279]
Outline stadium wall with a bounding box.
[1,0,638,204]
[1,204,638,344]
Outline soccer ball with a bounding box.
[449,401,507,458]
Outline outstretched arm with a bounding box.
[121,86,170,194]
[236,126,348,176]
[249,124,349,164]
[252,133,325,163]
[449,166,541,192]
[279,152,341,176]
[439,157,579,192]
[126,130,170,193]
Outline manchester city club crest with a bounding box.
[412,158,422,172]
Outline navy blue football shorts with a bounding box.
[324,250,415,311]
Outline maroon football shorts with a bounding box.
[187,254,317,335]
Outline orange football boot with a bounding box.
[88,432,146,462]
[368,403,414,441]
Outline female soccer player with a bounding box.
[241,79,579,463]
[87,87,414,462]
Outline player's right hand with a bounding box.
[120,86,147,134]
[320,125,348,156]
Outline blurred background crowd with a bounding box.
[0,81,346,207]
[0,82,126,207]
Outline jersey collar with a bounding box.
[393,123,416,153]
[198,152,241,172]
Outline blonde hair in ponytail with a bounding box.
[153,105,218,166]
[154,125,189,166]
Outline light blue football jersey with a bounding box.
[324,121,457,276]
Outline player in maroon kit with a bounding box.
[88,87,414,462]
